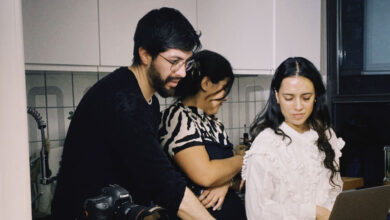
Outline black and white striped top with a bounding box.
[159,101,233,158]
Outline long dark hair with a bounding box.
[250,57,340,187]
[175,50,234,100]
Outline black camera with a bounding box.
[84,184,169,220]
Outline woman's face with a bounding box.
[203,78,229,116]
[275,76,315,133]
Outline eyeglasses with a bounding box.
[158,54,195,72]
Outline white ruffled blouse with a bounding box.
[242,122,345,220]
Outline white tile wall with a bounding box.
[26,72,273,152]
[47,107,72,141]
[255,75,273,101]
[229,79,239,102]
[255,101,267,115]
[230,128,240,147]
[98,72,110,80]
[49,140,64,148]
[25,71,46,107]
[238,77,256,102]
[222,102,232,128]
[29,142,41,159]
[239,102,256,128]
[46,72,73,107]
[73,72,98,106]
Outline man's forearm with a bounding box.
[177,187,215,220]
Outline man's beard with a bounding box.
[147,63,181,98]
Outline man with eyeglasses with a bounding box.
[52,7,215,220]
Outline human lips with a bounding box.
[167,80,179,87]
[166,78,181,88]
[292,113,305,119]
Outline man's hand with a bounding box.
[198,183,229,211]
[316,205,331,220]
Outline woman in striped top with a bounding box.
[159,50,246,220]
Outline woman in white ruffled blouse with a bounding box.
[242,57,345,220]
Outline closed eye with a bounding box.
[302,95,313,101]
[283,95,293,101]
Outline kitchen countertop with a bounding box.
[341,177,364,191]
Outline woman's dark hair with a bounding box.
[250,57,340,187]
[174,50,234,100]
[133,7,201,65]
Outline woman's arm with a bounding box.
[174,146,243,187]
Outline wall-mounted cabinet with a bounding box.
[198,0,321,74]
[22,0,320,74]
[197,0,273,75]
[274,0,321,69]
[99,0,197,67]
[22,0,99,66]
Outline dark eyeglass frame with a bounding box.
[158,54,195,72]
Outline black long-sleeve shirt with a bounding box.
[51,67,187,219]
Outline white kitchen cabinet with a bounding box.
[21,0,321,73]
[198,0,321,74]
[197,0,274,74]
[22,0,99,66]
[274,0,321,69]
[99,0,197,67]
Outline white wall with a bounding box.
[0,0,32,219]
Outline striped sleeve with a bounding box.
[159,105,203,157]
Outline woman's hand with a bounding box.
[239,179,245,191]
[234,144,248,156]
[316,205,331,220]
[198,183,230,211]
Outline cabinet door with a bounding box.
[162,0,197,28]
[274,0,321,69]
[22,0,99,66]
[99,0,197,67]
[197,0,273,73]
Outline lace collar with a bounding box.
[279,122,319,143]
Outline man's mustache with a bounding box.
[165,77,183,83]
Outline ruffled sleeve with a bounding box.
[242,129,280,181]
[317,129,345,210]
[245,153,282,220]
[328,128,345,160]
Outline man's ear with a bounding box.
[200,76,211,91]
[139,47,152,66]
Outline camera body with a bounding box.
[84,184,168,220]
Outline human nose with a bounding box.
[294,99,303,110]
[175,63,187,78]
